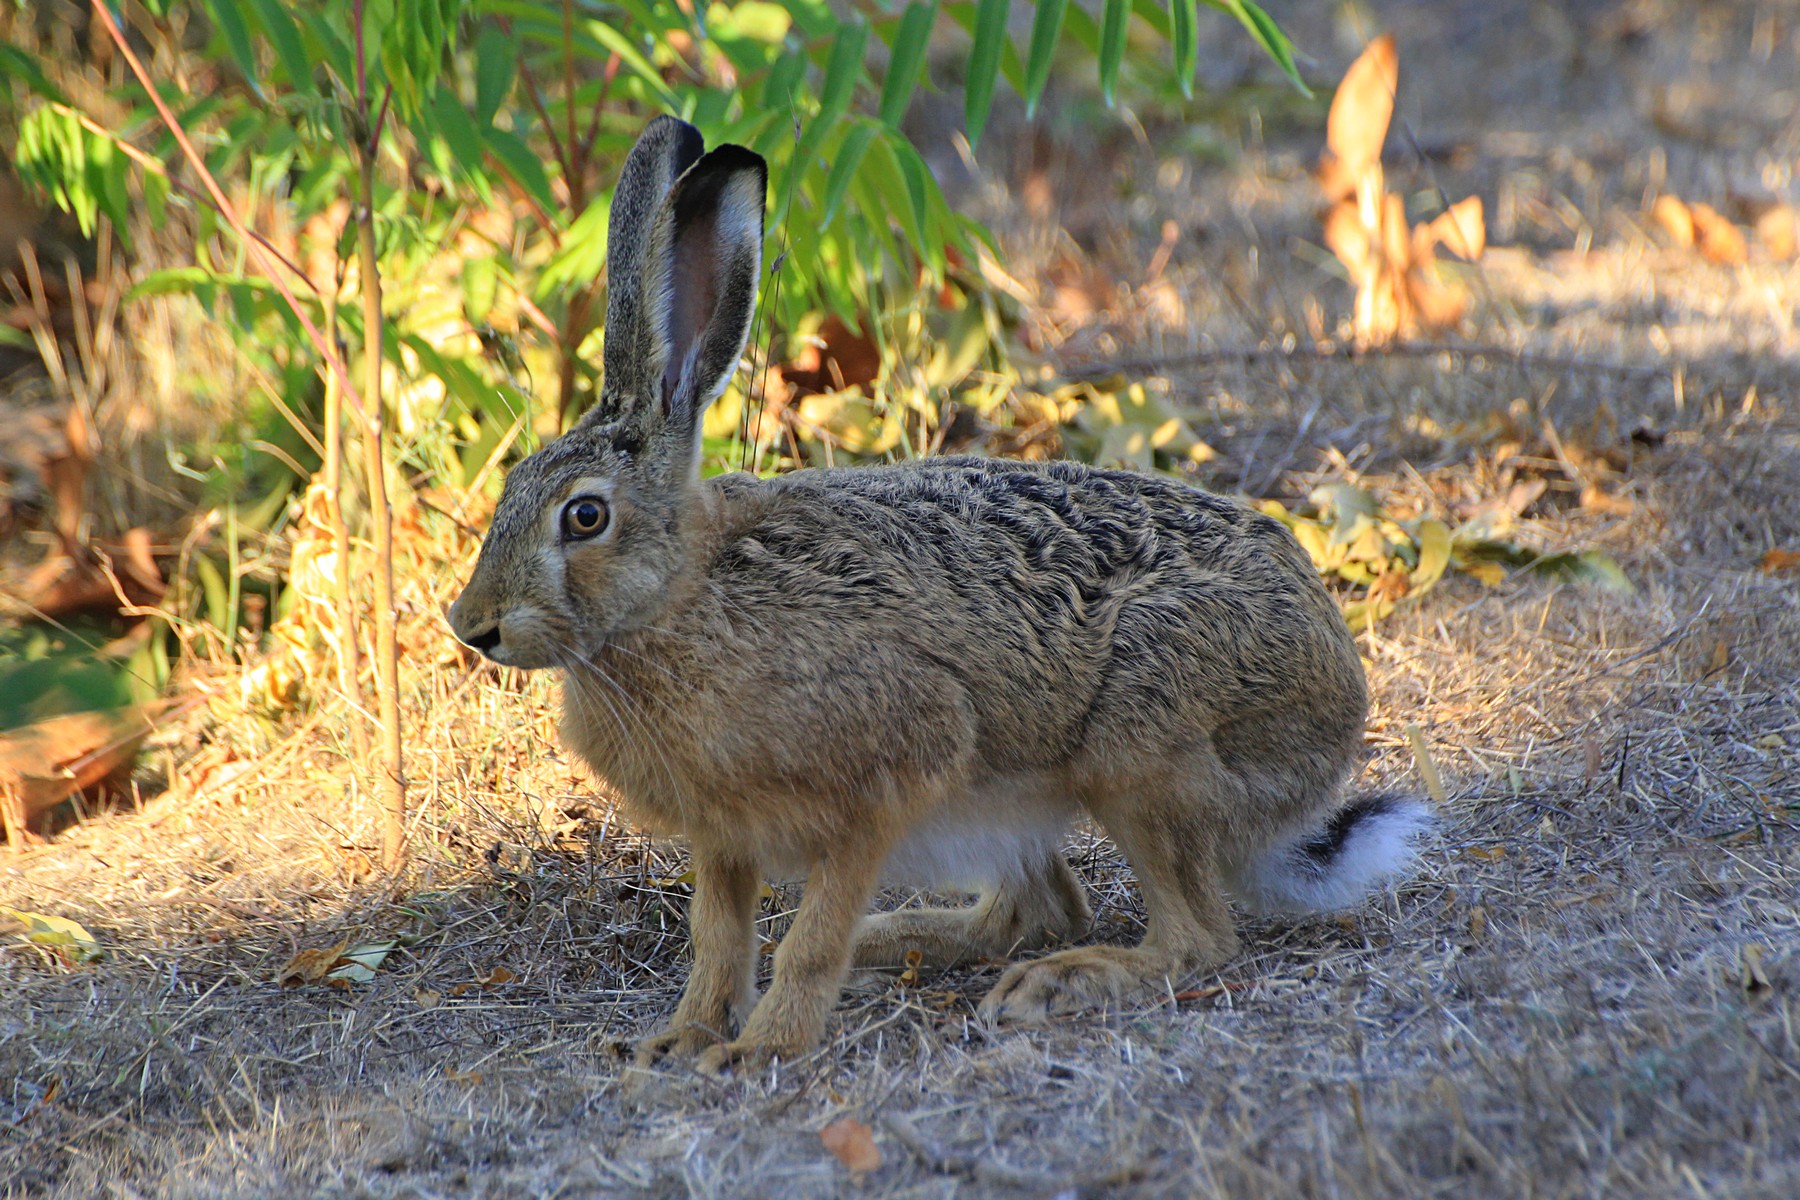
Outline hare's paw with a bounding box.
[695,1035,803,1078]
[633,1022,724,1068]
[977,946,1152,1025]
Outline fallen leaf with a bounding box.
[1690,203,1748,265]
[820,1117,882,1173]
[1754,206,1799,260]
[1405,722,1447,805]
[1419,196,1486,261]
[1,907,104,963]
[414,988,443,1009]
[897,948,923,989]
[1652,195,1695,247]
[328,940,398,985]
[1760,548,1800,573]
[1464,845,1506,862]
[0,706,162,839]
[278,940,351,987]
[1740,944,1772,999]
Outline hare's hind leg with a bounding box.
[636,850,760,1064]
[853,853,1093,970]
[978,756,1240,1025]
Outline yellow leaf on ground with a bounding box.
[1,907,104,962]
[820,1117,882,1173]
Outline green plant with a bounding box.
[1,0,1302,866]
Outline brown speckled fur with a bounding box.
[449,120,1381,1076]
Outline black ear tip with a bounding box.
[701,143,767,178]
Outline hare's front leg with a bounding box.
[697,834,888,1075]
[636,850,760,1064]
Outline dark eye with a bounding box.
[561,496,610,540]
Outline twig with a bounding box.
[1059,340,1670,382]
[87,1,374,430]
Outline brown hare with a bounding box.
[448,116,1431,1076]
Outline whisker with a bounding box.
[562,650,690,810]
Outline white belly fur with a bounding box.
[879,774,1078,890]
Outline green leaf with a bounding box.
[296,13,356,88]
[473,26,516,127]
[823,120,879,226]
[1204,0,1308,93]
[428,84,489,200]
[1023,0,1068,118]
[204,0,264,98]
[246,0,316,96]
[879,1,937,129]
[1169,0,1197,98]
[760,47,808,109]
[1528,549,1635,594]
[582,19,680,110]
[0,44,68,103]
[818,18,869,125]
[964,0,1009,150]
[1097,0,1130,106]
[536,195,609,295]
[794,17,867,169]
[889,135,944,278]
[463,254,499,325]
[482,125,555,214]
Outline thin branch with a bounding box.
[1058,340,1672,382]
[87,0,372,429]
[501,19,571,181]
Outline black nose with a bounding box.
[462,625,501,655]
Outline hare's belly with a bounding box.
[878,773,1079,890]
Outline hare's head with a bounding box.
[448,117,765,668]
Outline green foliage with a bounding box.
[4,0,1301,499]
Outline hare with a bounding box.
[448,116,1431,1075]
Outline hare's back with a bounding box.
[707,457,1359,765]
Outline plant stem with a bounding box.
[352,0,406,870]
[322,295,367,760]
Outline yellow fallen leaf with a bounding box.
[820,1117,882,1173]
[1405,722,1447,804]
[1,907,104,963]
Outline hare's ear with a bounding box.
[639,144,767,450]
[594,116,705,423]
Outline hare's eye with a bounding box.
[561,497,610,540]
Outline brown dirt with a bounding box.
[4,2,1800,1197]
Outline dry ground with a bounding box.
[5,2,1800,1197]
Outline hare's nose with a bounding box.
[461,624,502,655]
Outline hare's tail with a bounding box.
[1232,793,1434,915]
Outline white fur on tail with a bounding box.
[1231,793,1435,915]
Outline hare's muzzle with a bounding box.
[446,594,502,659]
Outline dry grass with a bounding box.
[6,2,1800,1197]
